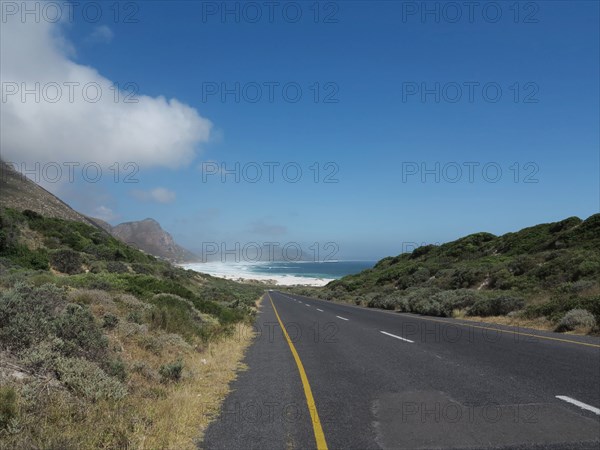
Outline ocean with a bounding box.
[182,260,376,286]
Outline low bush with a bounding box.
[137,334,163,355]
[127,310,144,324]
[106,261,128,274]
[523,295,600,323]
[375,295,400,310]
[393,296,411,312]
[159,359,184,382]
[412,298,447,317]
[55,357,127,401]
[431,289,483,315]
[10,247,49,271]
[555,309,597,332]
[0,283,66,351]
[88,260,106,273]
[49,249,82,274]
[102,313,119,329]
[149,294,204,343]
[131,263,154,275]
[467,296,525,317]
[53,304,108,361]
[103,357,128,382]
[19,339,62,373]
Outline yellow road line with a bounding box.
[267,292,328,450]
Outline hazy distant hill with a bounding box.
[106,218,197,263]
[0,160,196,263]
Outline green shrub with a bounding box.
[103,357,128,382]
[411,267,431,284]
[449,266,487,289]
[27,272,56,286]
[431,289,482,315]
[102,313,119,329]
[55,357,127,401]
[159,359,184,382]
[53,304,108,360]
[410,245,436,259]
[489,268,514,290]
[0,386,17,430]
[88,261,106,273]
[13,248,49,271]
[575,260,600,279]
[0,283,66,351]
[149,294,204,343]
[138,335,163,355]
[555,309,597,332]
[393,296,411,312]
[50,249,82,274]
[567,280,598,293]
[132,275,189,298]
[19,339,62,373]
[467,296,525,317]
[127,310,144,324]
[2,242,50,271]
[523,295,600,323]
[412,298,447,317]
[106,261,128,274]
[131,263,154,275]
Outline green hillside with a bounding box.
[0,207,264,447]
[293,215,600,333]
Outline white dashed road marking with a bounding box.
[556,396,600,415]
[380,330,414,343]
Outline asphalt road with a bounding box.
[201,291,600,450]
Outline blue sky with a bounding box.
[2,1,599,259]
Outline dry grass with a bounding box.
[457,313,555,332]
[458,313,599,336]
[0,291,262,449]
[130,322,256,449]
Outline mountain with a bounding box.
[0,160,196,263]
[106,218,197,263]
[294,215,600,332]
[0,160,101,227]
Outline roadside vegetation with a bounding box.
[0,207,264,448]
[289,215,600,335]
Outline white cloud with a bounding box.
[131,187,176,204]
[91,205,119,222]
[86,25,114,44]
[0,13,212,169]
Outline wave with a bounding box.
[181,262,335,286]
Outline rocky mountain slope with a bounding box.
[0,160,99,226]
[0,160,196,262]
[106,218,197,262]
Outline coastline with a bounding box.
[181,261,335,287]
